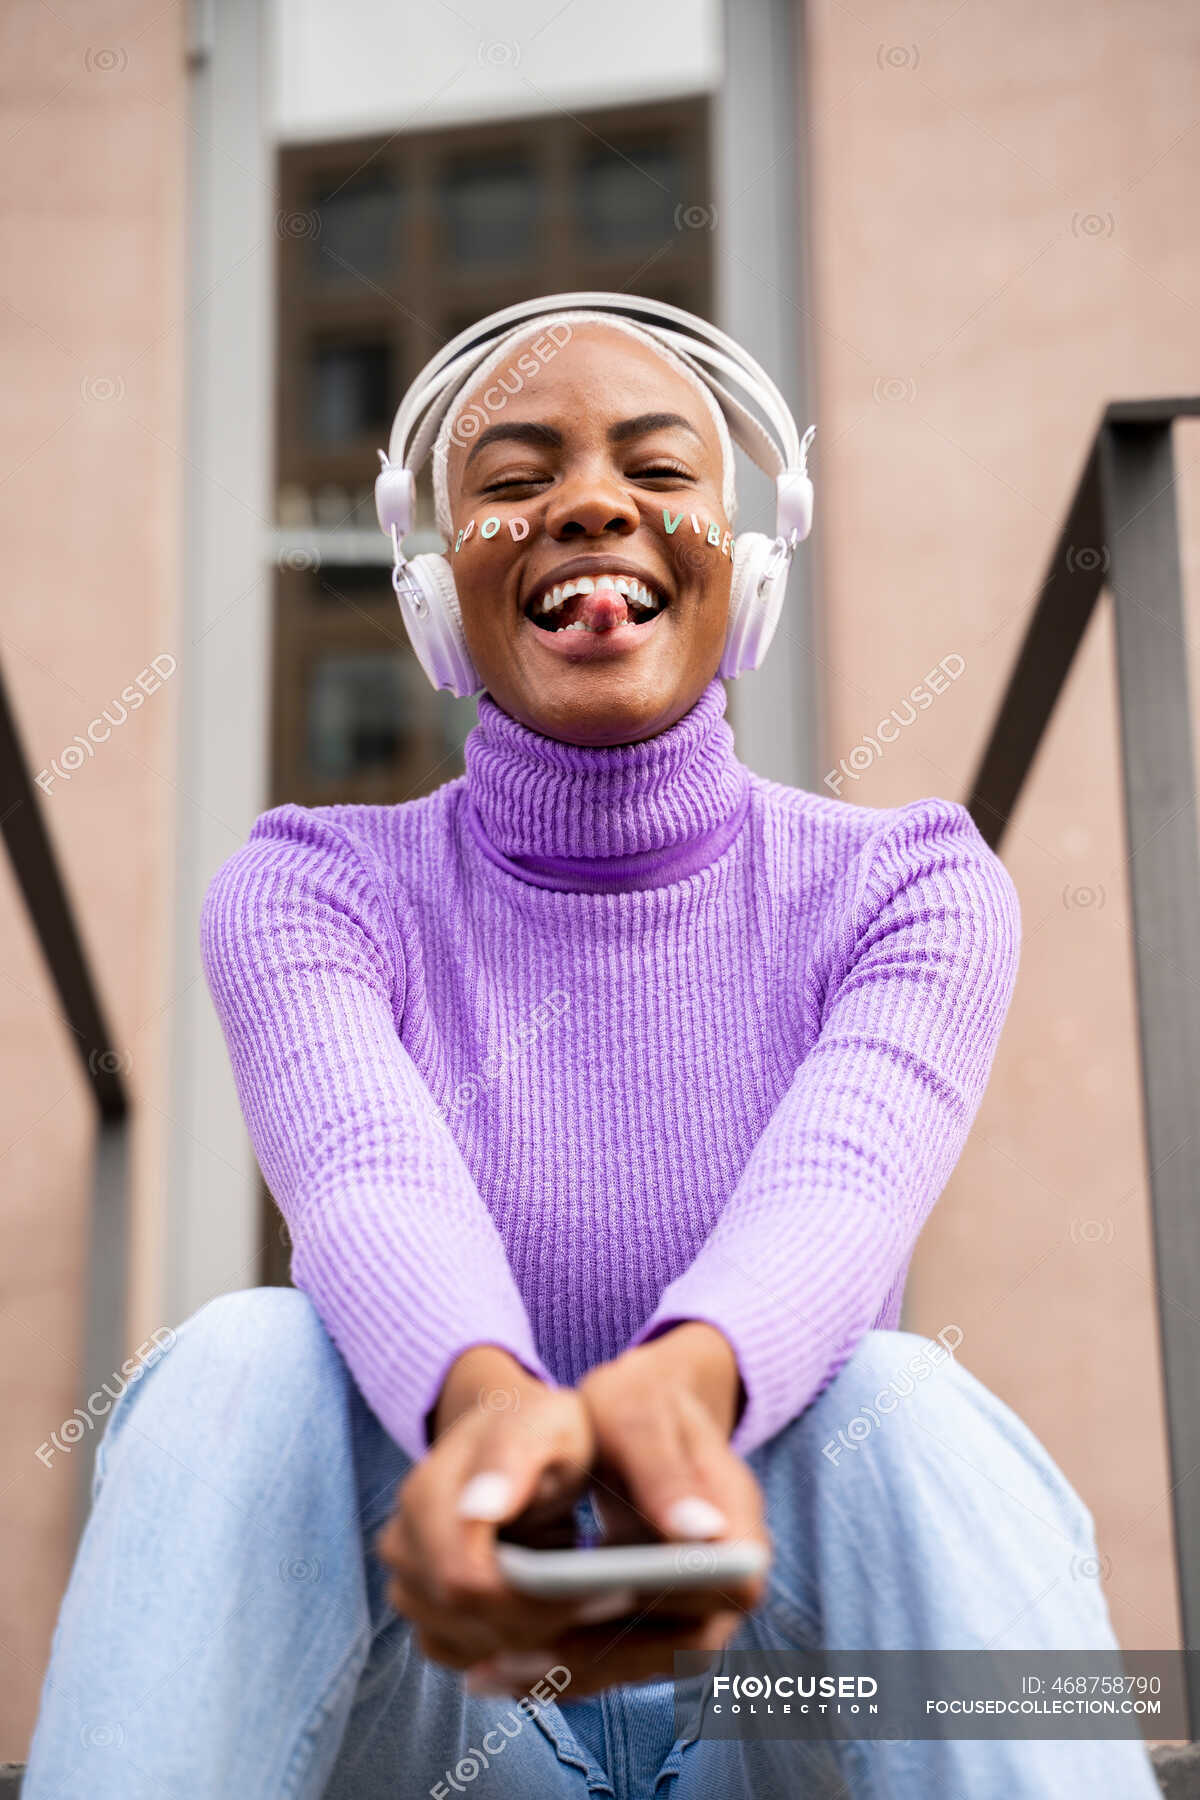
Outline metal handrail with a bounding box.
[965,397,1200,1735]
[0,663,130,1542]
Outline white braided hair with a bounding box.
[430,309,738,541]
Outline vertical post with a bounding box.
[716,0,820,791]
[73,1119,131,1543]
[1101,419,1200,1732]
[168,0,273,1320]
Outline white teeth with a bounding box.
[530,572,667,630]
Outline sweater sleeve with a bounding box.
[623,797,1022,1458]
[199,804,555,1461]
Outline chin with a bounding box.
[510,668,699,747]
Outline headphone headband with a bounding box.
[381,292,813,543]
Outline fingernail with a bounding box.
[573,1584,639,1624]
[457,1471,513,1520]
[665,1496,728,1539]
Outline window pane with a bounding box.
[308,339,392,447]
[303,168,404,285]
[439,156,541,264]
[307,565,391,605]
[575,144,685,250]
[305,650,416,780]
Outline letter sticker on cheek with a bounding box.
[661,508,733,561]
[450,515,531,554]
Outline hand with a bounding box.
[374,1345,610,1673]
[464,1324,771,1699]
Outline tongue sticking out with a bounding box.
[573,584,628,632]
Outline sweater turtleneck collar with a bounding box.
[461,675,751,893]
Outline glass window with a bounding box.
[575,144,685,250]
[305,650,416,781]
[308,339,393,447]
[303,167,404,285]
[439,156,541,264]
[308,564,391,605]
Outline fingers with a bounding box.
[625,1394,755,1540]
[373,1388,605,1668]
[581,1376,772,1618]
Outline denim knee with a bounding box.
[94,1286,346,1494]
[799,1327,1095,1548]
[181,1284,336,1378]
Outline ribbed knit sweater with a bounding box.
[200,675,1021,1465]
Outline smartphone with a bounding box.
[495,1538,769,1600]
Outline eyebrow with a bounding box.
[462,411,705,470]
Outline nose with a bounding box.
[544,463,641,541]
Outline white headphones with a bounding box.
[374,291,816,698]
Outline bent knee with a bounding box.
[842,1326,963,1389]
[185,1282,322,1345]
[168,1286,344,1412]
[806,1328,1093,1544]
[807,1327,965,1431]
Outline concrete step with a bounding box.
[2,1746,1198,1793]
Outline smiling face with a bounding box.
[441,322,734,746]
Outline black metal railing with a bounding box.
[966,397,1200,1737]
[0,663,131,1544]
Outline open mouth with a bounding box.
[523,573,669,634]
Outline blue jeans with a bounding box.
[22,1287,1161,1799]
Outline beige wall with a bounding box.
[803,0,1200,1653]
[0,0,186,1758]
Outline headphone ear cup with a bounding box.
[392,554,482,699]
[721,531,787,680]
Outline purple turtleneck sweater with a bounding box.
[200,676,1020,1464]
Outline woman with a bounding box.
[21,301,1161,1799]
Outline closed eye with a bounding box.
[481,475,549,493]
[481,463,695,495]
